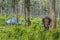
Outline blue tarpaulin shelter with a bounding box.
[6,18,22,24]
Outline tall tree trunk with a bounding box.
[24,0,31,26]
[16,5,19,25]
[15,0,19,25]
[58,0,60,18]
[27,0,31,26]
[50,0,56,29]
[23,0,27,26]
[27,6,31,26]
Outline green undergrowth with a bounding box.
[0,15,60,40]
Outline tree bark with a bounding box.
[58,0,60,18]
[15,0,19,25]
[24,0,31,26]
[27,0,31,26]
[23,0,27,26]
[50,0,56,29]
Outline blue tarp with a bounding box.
[6,18,22,24]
